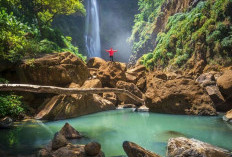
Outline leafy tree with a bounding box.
[1,0,85,35]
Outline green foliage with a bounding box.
[136,0,232,69]
[129,0,165,52]
[0,94,24,118]
[0,8,86,62]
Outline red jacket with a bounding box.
[106,48,117,56]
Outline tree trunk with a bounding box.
[0,84,144,104]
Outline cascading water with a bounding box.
[85,0,101,58]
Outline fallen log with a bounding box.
[0,84,144,104]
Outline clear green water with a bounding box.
[0,109,232,156]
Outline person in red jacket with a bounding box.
[105,48,117,61]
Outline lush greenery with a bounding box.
[0,94,24,118]
[129,0,165,52]
[0,0,86,62]
[131,0,232,69]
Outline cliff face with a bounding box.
[129,0,199,66]
[129,0,232,73]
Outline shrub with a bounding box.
[0,94,24,118]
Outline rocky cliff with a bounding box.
[129,0,232,72]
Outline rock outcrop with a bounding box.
[87,58,127,87]
[35,93,115,120]
[196,73,228,111]
[126,65,146,84]
[18,52,89,87]
[167,137,231,157]
[123,141,161,157]
[35,80,115,120]
[59,123,82,139]
[145,72,217,115]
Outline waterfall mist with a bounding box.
[85,0,101,58]
[99,0,138,62]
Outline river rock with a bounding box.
[0,117,13,129]
[223,109,232,123]
[145,72,217,115]
[167,137,231,157]
[59,123,82,139]
[123,141,161,157]
[52,133,68,150]
[84,142,101,156]
[116,81,143,106]
[18,52,89,87]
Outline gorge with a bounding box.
[0,0,232,157]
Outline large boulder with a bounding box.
[96,61,127,87]
[87,57,107,69]
[35,94,115,120]
[145,72,217,115]
[123,141,161,157]
[217,70,232,106]
[116,81,144,106]
[167,137,231,157]
[18,52,89,87]
[126,65,146,84]
[196,73,227,111]
[59,123,82,139]
[35,80,115,120]
[81,79,102,88]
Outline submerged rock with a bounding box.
[0,117,13,129]
[84,142,101,156]
[59,123,82,139]
[167,137,231,157]
[223,109,232,123]
[123,141,161,157]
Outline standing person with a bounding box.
[105,48,117,61]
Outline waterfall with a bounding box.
[85,0,101,58]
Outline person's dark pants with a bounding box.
[110,56,113,61]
